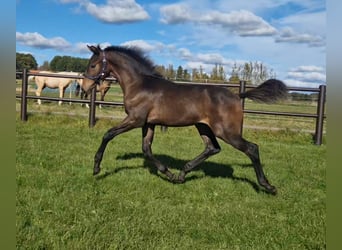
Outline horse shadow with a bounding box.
[96,153,264,193]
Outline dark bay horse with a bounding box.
[82,45,287,195]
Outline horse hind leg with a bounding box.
[142,124,175,180]
[176,123,221,183]
[224,134,277,195]
[58,87,65,105]
[35,85,44,105]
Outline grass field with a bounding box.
[16,110,326,249]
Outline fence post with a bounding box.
[20,68,28,121]
[88,86,97,127]
[314,85,326,145]
[239,80,246,134]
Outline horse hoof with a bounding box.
[171,174,185,184]
[93,167,101,175]
[266,186,277,195]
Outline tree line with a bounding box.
[16,52,275,85]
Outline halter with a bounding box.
[84,51,107,84]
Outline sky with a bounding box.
[16,0,326,88]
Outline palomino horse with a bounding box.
[34,71,80,105]
[82,45,287,195]
[75,79,113,108]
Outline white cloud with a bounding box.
[215,0,325,15]
[287,71,326,82]
[273,9,326,47]
[80,0,150,23]
[202,10,277,36]
[16,32,71,49]
[115,39,240,73]
[275,27,325,47]
[159,1,325,48]
[120,40,158,53]
[160,3,192,24]
[285,65,326,87]
[284,79,324,88]
[196,53,228,65]
[160,4,277,37]
[290,65,325,72]
[73,42,111,54]
[177,48,193,60]
[276,10,326,36]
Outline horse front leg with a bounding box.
[35,86,44,105]
[93,116,141,175]
[99,91,105,109]
[80,90,89,108]
[142,124,175,180]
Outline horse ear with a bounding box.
[87,44,101,55]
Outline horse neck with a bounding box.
[107,56,144,97]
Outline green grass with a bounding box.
[16,113,326,249]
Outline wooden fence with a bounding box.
[16,69,326,145]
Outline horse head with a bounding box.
[83,45,109,92]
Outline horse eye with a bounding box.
[90,64,96,69]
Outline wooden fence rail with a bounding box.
[16,69,326,145]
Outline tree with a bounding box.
[211,64,219,80]
[199,65,204,80]
[235,61,276,85]
[16,52,38,71]
[154,65,166,77]
[210,64,226,82]
[183,69,191,81]
[50,55,88,72]
[176,65,183,80]
[218,65,226,81]
[49,56,63,71]
[165,64,175,80]
[38,61,50,71]
[191,68,199,81]
[228,63,240,84]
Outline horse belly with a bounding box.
[147,101,203,126]
[40,77,61,88]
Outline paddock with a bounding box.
[16,69,326,248]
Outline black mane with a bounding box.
[104,45,159,76]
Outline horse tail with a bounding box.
[75,83,81,97]
[239,79,287,103]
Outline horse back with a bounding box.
[35,71,78,88]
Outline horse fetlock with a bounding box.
[93,155,103,175]
[261,182,277,195]
[164,170,175,180]
[93,166,101,175]
[168,171,186,184]
[207,146,221,155]
[177,171,186,183]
